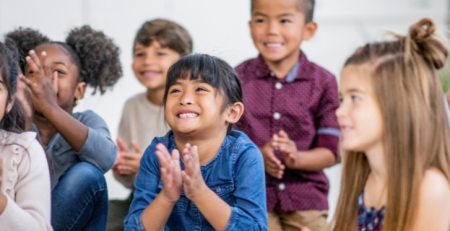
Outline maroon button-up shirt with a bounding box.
[235,51,340,212]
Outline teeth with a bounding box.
[179,113,198,118]
[266,43,282,47]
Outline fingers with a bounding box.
[52,71,58,93]
[26,50,43,78]
[116,137,130,152]
[131,142,143,154]
[155,144,171,169]
[182,143,195,176]
[278,130,289,139]
[171,149,182,174]
[41,51,52,78]
[0,157,2,179]
[19,75,36,91]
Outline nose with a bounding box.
[144,54,155,65]
[335,103,345,119]
[267,21,279,35]
[180,91,194,106]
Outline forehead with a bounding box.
[252,0,304,15]
[134,40,162,50]
[340,65,373,93]
[35,43,72,65]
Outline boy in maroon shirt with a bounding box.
[235,0,340,230]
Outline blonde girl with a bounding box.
[333,18,450,231]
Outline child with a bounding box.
[7,26,122,231]
[108,19,192,231]
[333,18,450,231]
[0,40,52,230]
[235,0,339,230]
[124,54,267,231]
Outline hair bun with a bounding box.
[407,18,448,69]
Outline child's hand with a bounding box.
[113,138,144,176]
[261,137,284,179]
[0,157,5,212]
[155,143,182,204]
[273,130,299,169]
[20,50,58,116]
[181,144,208,202]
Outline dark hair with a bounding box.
[134,19,193,57]
[0,41,26,133]
[163,54,243,134]
[6,26,122,95]
[251,0,315,23]
[5,28,50,74]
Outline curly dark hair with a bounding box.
[5,26,122,95]
[65,26,122,94]
[5,28,50,73]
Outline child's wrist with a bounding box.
[159,190,179,206]
[189,183,209,204]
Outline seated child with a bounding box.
[333,18,450,231]
[7,26,122,231]
[108,19,192,231]
[235,0,339,230]
[124,54,267,231]
[0,40,52,230]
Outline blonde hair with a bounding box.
[332,18,450,231]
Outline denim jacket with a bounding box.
[124,130,268,231]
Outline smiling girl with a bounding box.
[7,26,122,231]
[125,54,267,231]
[333,18,450,231]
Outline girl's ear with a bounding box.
[74,82,87,100]
[6,96,14,113]
[225,102,244,124]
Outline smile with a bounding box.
[178,113,199,118]
[265,43,282,48]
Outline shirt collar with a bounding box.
[255,50,308,82]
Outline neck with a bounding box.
[146,87,165,106]
[174,130,227,166]
[33,113,57,146]
[364,142,387,184]
[264,49,300,78]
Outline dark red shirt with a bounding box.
[235,51,340,212]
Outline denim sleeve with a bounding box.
[124,139,162,231]
[76,110,117,173]
[224,145,268,231]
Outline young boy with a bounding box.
[107,19,192,231]
[235,0,340,230]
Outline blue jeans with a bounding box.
[52,162,108,231]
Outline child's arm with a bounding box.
[181,144,267,230]
[125,143,182,231]
[181,144,232,230]
[273,130,335,171]
[410,169,450,231]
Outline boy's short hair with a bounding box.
[134,19,193,56]
[251,0,315,23]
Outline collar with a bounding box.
[255,50,308,82]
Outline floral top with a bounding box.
[358,191,385,231]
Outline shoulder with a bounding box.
[73,110,107,126]
[228,130,263,163]
[235,57,260,79]
[142,131,173,161]
[302,54,336,85]
[419,168,450,203]
[124,92,147,108]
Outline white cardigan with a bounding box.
[0,130,52,231]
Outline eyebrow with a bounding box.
[54,62,67,67]
[278,13,294,17]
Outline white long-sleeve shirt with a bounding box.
[0,130,52,231]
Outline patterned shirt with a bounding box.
[235,51,340,212]
[358,192,385,231]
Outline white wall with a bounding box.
[1,0,448,219]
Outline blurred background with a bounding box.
[1,0,448,220]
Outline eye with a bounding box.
[56,70,65,74]
[255,19,265,23]
[170,89,180,94]
[280,19,291,23]
[157,52,166,56]
[351,95,360,102]
[135,52,144,57]
[196,87,206,92]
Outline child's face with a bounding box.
[165,78,229,136]
[25,44,84,113]
[249,0,316,63]
[336,65,383,152]
[132,41,180,91]
[0,74,12,122]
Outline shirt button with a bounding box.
[278,183,286,191]
[275,82,282,89]
[273,112,281,120]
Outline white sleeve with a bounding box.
[0,140,53,231]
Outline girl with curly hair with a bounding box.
[6,26,122,231]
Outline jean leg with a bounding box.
[52,162,108,231]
